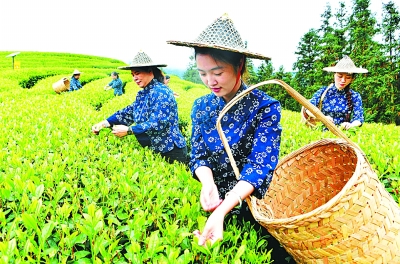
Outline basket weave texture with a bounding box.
[118,51,167,69]
[216,80,400,263]
[166,13,270,60]
[52,77,70,94]
[249,139,400,263]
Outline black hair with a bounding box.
[132,67,165,83]
[152,67,165,83]
[111,71,119,78]
[194,47,246,75]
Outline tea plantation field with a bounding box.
[0,52,399,263]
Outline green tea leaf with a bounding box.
[234,244,246,260]
[74,250,91,260]
[41,222,56,241]
[22,213,38,231]
[6,238,17,257]
[35,184,45,198]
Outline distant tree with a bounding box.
[382,1,400,64]
[272,66,297,110]
[292,28,321,98]
[183,55,202,84]
[334,2,350,54]
[255,62,298,111]
[251,60,273,103]
[244,58,257,85]
[314,4,335,85]
[255,60,274,102]
[316,3,350,85]
[348,0,388,122]
[348,0,381,65]
[381,1,400,124]
[255,60,274,83]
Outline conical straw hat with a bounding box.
[72,69,81,75]
[118,51,167,70]
[323,56,368,74]
[167,13,270,60]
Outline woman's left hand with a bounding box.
[341,121,361,130]
[200,183,222,212]
[111,125,129,137]
[193,211,224,246]
[91,120,110,134]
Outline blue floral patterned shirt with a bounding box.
[69,77,82,91]
[108,78,123,96]
[106,79,186,153]
[190,83,282,199]
[310,84,364,125]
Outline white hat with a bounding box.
[323,56,368,74]
[72,69,81,75]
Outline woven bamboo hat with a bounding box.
[323,55,368,74]
[167,13,270,60]
[118,51,167,70]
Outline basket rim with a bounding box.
[250,138,368,225]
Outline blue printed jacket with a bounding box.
[106,79,186,153]
[108,78,123,96]
[310,84,364,125]
[69,77,82,91]
[190,83,282,199]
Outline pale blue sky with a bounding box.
[1,0,384,71]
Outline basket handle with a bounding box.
[216,79,360,180]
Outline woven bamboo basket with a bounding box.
[216,79,400,264]
[52,77,70,94]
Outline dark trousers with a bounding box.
[135,133,187,164]
[160,146,188,164]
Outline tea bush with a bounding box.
[0,52,398,263]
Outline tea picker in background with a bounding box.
[69,69,82,92]
[164,75,180,98]
[104,71,123,96]
[305,56,368,130]
[91,51,187,164]
[168,14,294,263]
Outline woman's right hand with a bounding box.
[193,210,224,246]
[200,183,222,212]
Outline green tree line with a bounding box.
[183,0,399,125]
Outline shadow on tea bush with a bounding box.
[184,85,194,91]
[19,72,58,88]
